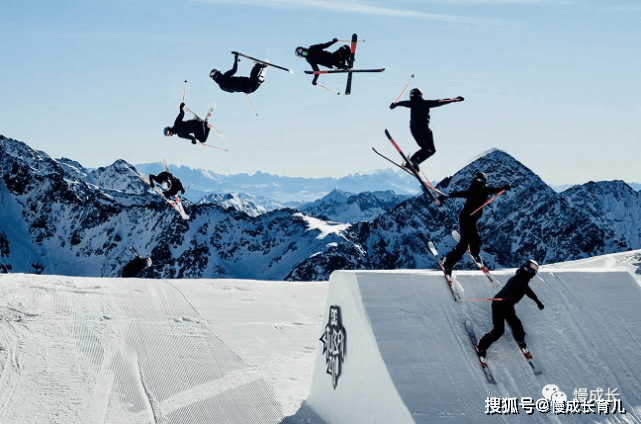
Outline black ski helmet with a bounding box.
[210,69,219,80]
[409,88,423,99]
[295,47,308,58]
[473,172,488,184]
[145,258,153,268]
[521,259,539,276]
[163,127,172,137]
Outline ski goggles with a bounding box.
[524,262,539,275]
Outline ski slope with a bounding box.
[0,250,640,423]
[305,263,641,424]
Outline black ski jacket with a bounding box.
[495,268,541,306]
[213,58,247,93]
[395,98,454,126]
[151,172,185,197]
[447,180,505,219]
[170,109,207,143]
[305,40,339,71]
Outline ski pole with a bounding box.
[316,82,340,95]
[207,124,224,138]
[183,176,202,194]
[393,74,415,104]
[336,39,366,43]
[182,80,187,103]
[245,94,258,117]
[470,189,506,217]
[460,298,504,302]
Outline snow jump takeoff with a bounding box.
[164,103,210,145]
[390,89,463,171]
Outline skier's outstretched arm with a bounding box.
[525,287,544,310]
[428,96,465,108]
[390,100,411,109]
[311,39,337,50]
[174,104,186,127]
[224,56,238,77]
[311,63,320,85]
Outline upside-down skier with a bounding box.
[476,260,544,359]
[438,172,510,274]
[148,171,185,200]
[163,103,210,145]
[390,89,464,171]
[295,39,351,85]
[210,52,267,94]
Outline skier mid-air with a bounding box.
[122,247,153,278]
[295,38,351,85]
[210,52,267,94]
[390,89,464,171]
[148,171,185,200]
[476,260,544,358]
[438,172,510,274]
[163,103,210,145]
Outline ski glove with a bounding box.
[389,103,397,109]
[332,38,338,43]
[537,301,544,310]
[180,103,185,109]
[456,96,464,102]
[437,194,448,204]
[503,184,511,191]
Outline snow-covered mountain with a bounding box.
[2,135,640,282]
[287,149,641,280]
[0,135,351,280]
[134,161,419,203]
[299,189,410,223]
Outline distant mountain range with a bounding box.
[2,134,640,281]
[134,162,420,204]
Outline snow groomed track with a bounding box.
[306,269,641,424]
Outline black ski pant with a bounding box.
[444,213,480,268]
[333,45,351,68]
[409,123,435,165]
[243,63,266,94]
[477,301,526,351]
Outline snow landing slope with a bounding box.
[304,266,641,424]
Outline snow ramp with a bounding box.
[305,269,641,423]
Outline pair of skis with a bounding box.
[374,129,442,203]
[465,320,542,384]
[304,34,385,95]
[182,105,227,151]
[130,165,190,220]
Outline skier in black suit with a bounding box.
[122,248,153,278]
[438,172,510,274]
[390,88,464,171]
[295,39,351,85]
[476,260,544,358]
[148,171,185,200]
[163,103,210,145]
[210,52,267,94]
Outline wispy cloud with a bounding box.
[186,0,490,23]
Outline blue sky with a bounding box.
[1,0,639,186]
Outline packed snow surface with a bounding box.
[0,250,639,423]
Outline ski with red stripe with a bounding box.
[428,241,463,302]
[345,33,357,95]
[384,129,439,203]
[466,320,497,384]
